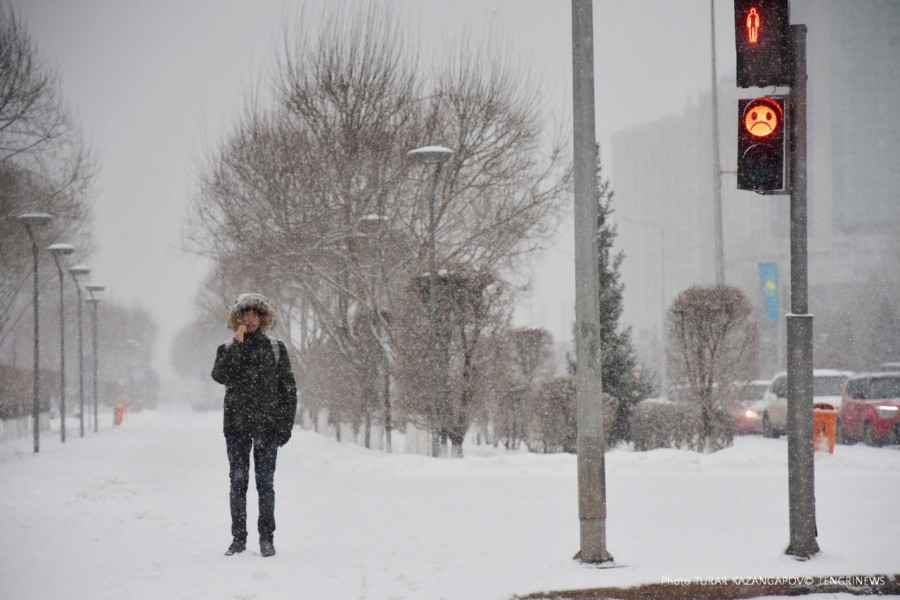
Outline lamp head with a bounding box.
[69,265,91,277]
[359,213,387,233]
[85,284,105,294]
[48,243,75,257]
[16,212,53,228]
[408,146,454,164]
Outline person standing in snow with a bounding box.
[212,293,298,558]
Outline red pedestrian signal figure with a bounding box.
[737,97,787,192]
[746,7,760,44]
[734,0,790,88]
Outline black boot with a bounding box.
[260,540,276,557]
[225,539,246,556]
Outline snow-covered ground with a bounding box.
[1,402,897,600]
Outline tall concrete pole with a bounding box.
[785,23,818,559]
[571,0,612,564]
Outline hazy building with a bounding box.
[611,0,900,386]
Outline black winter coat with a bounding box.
[211,330,298,444]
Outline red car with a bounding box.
[837,372,900,446]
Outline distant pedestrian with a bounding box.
[212,293,297,557]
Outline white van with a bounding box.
[761,369,852,438]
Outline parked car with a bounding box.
[761,369,852,438]
[730,380,770,434]
[836,372,900,446]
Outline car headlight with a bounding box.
[745,410,759,419]
[875,405,899,418]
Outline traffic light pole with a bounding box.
[710,0,725,284]
[785,23,819,559]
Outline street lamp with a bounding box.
[17,212,53,453]
[408,145,453,458]
[85,285,104,433]
[48,243,74,443]
[69,265,90,437]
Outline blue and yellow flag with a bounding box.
[758,262,779,322]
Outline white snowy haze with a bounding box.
[15,0,725,380]
[5,4,900,599]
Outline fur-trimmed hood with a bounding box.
[227,292,276,333]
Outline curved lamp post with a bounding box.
[48,243,74,442]
[85,285,104,432]
[69,265,90,437]
[407,145,453,457]
[17,212,53,453]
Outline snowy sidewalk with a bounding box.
[1,405,898,600]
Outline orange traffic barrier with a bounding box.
[813,408,837,453]
[113,400,130,426]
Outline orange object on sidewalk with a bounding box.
[813,407,837,453]
[113,399,130,426]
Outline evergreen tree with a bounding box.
[570,144,655,444]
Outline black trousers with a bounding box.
[226,432,279,543]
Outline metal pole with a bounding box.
[55,261,66,442]
[88,299,100,433]
[427,162,444,458]
[710,0,725,283]
[407,145,453,458]
[27,229,42,453]
[785,23,818,559]
[49,245,74,442]
[657,225,667,392]
[75,283,84,437]
[18,213,51,452]
[572,0,612,564]
[69,266,89,437]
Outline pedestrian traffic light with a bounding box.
[737,96,787,192]
[734,0,791,88]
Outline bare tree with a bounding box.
[0,6,93,208]
[0,6,94,343]
[393,269,510,456]
[494,328,555,449]
[185,4,570,451]
[665,284,758,452]
[510,328,555,383]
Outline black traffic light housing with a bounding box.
[737,96,788,192]
[734,0,791,88]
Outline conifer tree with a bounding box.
[570,144,654,444]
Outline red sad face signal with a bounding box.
[743,98,782,138]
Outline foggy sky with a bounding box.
[17,0,727,379]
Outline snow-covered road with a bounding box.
[1,404,898,600]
